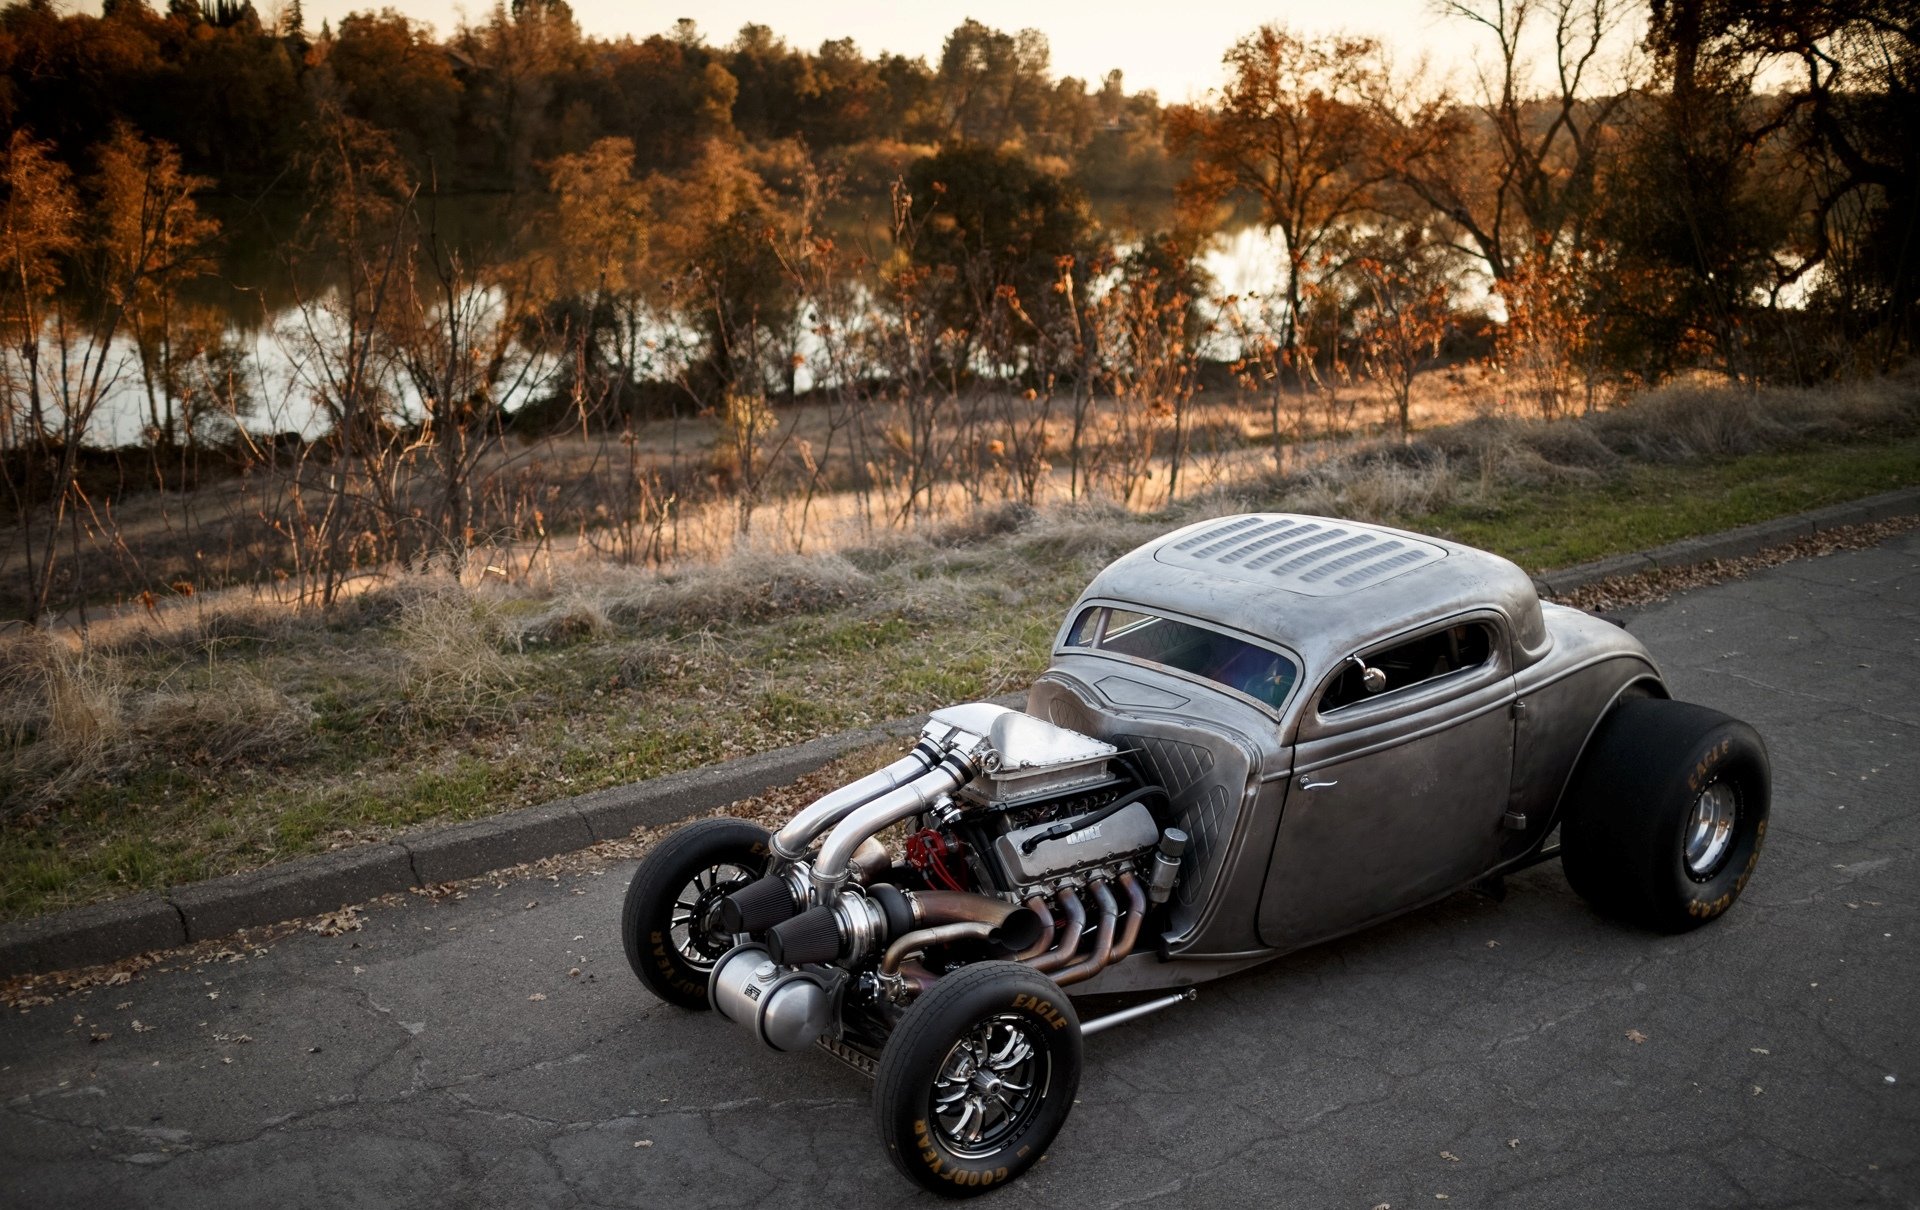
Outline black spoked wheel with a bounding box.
[875,961,1082,1197]
[621,817,770,1009]
[1560,698,1771,933]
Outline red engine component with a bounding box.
[905,828,972,893]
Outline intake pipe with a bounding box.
[769,739,943,861]
[811,749,978,903]
[718,836,890,935]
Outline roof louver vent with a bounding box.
[1153,514,1447,596]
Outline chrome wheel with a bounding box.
[1683,781,1739,880]
[930,1013,1049,1159]
[669,862,756,969]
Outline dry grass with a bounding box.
[136,672,314,765]
[0,635,129,808]
[394,591,520,724]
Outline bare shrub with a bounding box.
[394,592,519,723]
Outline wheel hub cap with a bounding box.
[1683,782,1738,879]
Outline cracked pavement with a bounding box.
[4,532,1916,1208]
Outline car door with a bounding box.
[1258,614,1516,951]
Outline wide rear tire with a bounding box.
[1560,698,1770,932]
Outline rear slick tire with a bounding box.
[1560,698,1770,933]
[874,961,1082,1198]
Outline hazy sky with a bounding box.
[280,0,1595,103]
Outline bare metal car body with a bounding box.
[620,512,1765,1197]
[1028,512,1663,992]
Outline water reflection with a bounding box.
[72,195,1286,447]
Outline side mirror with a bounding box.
[1348,654,1387,695]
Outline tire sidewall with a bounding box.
[620,818,770,1008]
[877,964,1083,1197]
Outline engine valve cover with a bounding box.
[993,801,1161,885]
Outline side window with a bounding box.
[1320,623,1495,713]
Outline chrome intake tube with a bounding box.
[1052,880,1119,987]
[810,749,978,902]
[769,740,942,861]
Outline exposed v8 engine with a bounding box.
[706,704,1181,1003]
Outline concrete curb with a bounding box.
[0,701,1001,979]
[1528,485,1920,599]
[8,491,1919,979]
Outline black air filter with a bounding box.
[767,906,841,965]
[717,875,801,934]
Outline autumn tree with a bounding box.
[1348,234,1456,438]
[1169,27,1387,368]
[1374,0,1636,286]
[322,9,463,175]
[1,127,215,623]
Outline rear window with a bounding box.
[1065,606,1297,710]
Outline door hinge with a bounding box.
[1510,699,1527,719]
[1502,809,1528,830]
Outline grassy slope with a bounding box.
[4,415,1918,922]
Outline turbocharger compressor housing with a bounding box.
[708,944,835,1052]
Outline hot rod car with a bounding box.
[620,513,1770,1196]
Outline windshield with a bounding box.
[1064,606,1298,710]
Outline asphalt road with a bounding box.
[4,531,1916,1209]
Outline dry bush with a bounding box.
[515,586,615,649]
[135,672,314,764]
[1013,503,1164,565]
[394,592,519,723]
[1592,383,1796,461]
[1283,448,1469,521]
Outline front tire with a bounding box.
[874,961,1082,1198]
[620,817,770,1009]
[1560,698,1770,932]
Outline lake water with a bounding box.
[60,196,1289,448]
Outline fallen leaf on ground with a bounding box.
[528,992,547,1002]
[1625,1029,1649,1044]
[309,908,363,937]
[1440,1151,1460,1162]
[132,1020,154,1033]
[89,1030,110,1043]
